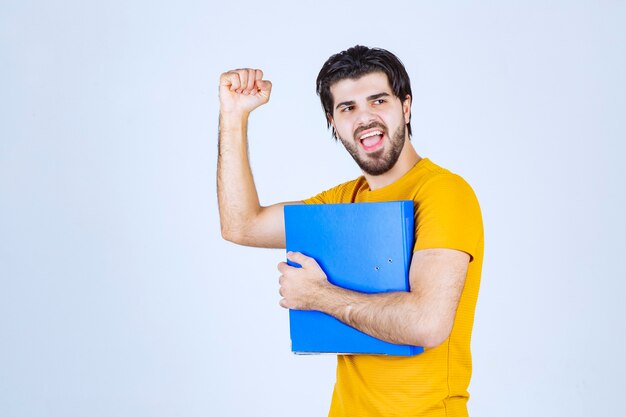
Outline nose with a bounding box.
[354,106,377,128]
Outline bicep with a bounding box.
[409,248,470,328]
[240,201,303,248]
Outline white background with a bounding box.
[1,1,625,416]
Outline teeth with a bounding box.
[360,131,383,140]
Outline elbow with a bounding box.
[220,224,245,245]
[221,223,259,246]
[420,330,450,349]
[408,317,454,349]
[219,210,263,246]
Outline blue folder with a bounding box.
[284,201,424,356]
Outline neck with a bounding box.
[364,139,421,191]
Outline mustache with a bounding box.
[353,122,388,139]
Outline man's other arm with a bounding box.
[218,68,300,248]
[277,248,469,349]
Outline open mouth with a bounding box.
[358,129,385,152]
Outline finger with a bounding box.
[277,261,290,273]
[236,70,249,93]
[220,71,241,91]
[287,251,315,267]
[251,69,264,95]
[279,298,289,309]
[244,68,256,94]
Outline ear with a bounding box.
[327,112,337,135]
[402,95,411,125]
[327,112,338,138]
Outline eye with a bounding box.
[340,105,354,112]
[373,99,386,105]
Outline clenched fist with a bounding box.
[219,68,272,116]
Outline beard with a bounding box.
[338,122,407,176]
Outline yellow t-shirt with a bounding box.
[304,158,484,417]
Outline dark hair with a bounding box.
[316,45,413,139]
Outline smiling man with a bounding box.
[217,45,484,417]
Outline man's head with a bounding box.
[316,46,413,176]
[316,45,413,140]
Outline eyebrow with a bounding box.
[335,92,391,110]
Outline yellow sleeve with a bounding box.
[303,189,331,205]
[303,178,361,205]
[414,173,483,261]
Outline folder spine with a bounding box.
[401,201,421,356]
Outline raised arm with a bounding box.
[218,69,300,248]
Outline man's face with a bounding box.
[329,71,411,176]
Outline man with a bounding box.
[217,45,483,417]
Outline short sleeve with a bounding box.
[303,178,364,205]
[413,174,483,261]
[303,189,330,205]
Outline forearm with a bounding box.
[313,284,449,348]
[217,112,262,242]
